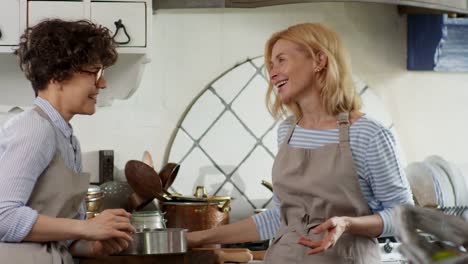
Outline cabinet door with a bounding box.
[28,1,88,27]
[0,0,21,46]
[413,0,467,9]
[91,2,146,47]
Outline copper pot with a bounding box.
[162,186,231,232]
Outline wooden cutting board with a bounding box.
[190,248,253,264]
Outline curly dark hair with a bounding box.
[15,19,118,95]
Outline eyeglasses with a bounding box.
[79,66,104,86]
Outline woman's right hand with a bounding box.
[80,209,135,242]
[186,231,205,248]
[70,237,131,257]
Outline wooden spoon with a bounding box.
[124,160,168,210]
[159,163,180,190]
[142,150,154,168]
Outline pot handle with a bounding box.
[218,199,231,212]
[193,185,208,198]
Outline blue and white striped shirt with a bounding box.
[252,115,414,239]
[0,97,84,242]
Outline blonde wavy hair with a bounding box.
[264,23,361,120]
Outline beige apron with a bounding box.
[264,113,381,264]
[0,107,89,264]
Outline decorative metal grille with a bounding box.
[163,56,394,220]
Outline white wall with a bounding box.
[70,2,468,182]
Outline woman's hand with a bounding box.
[186,231,205,248]
[89,238,130,256]
[80,209,135,242]
[297,216,350,255]
[70,237,130,257]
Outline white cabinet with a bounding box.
[27,1,149,50]
[0,0,151,108]
[412,0,467,10]
[0,0,21,46]
[91,1,146,47]
[28,1,88,27]
[0,0,23,46]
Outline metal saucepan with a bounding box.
[119,228,187,255]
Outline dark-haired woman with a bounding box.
[0,19,135,263]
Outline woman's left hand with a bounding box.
[90,238,130,256]
[297,216,350,255]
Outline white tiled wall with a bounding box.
[2,2,468,220]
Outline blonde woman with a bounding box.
[187,23,413,263]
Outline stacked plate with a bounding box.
[405,162,438,207]
[426,155,468,206]
[405,156,468,207]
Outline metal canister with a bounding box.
[86,185,104,217]
[131,210,167,231]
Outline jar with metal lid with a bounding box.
[131,210,167,231]
[86,185,104,217]
[86,185,104,199]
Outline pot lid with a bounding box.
[164,186,232,203]
[132,210,165,217]
[88,184,101,193]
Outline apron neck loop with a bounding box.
[285,116,301,145]
[34,106,50,121]
[338,112,350,145]
[34,107,59,145]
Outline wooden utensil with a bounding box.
[142,150,154,168]
[191,248,253,263]
[198,248,266,260]
[125,160,168,210]
[163,163,180,190]
[159,162,180,190]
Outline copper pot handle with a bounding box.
[193,186,208,198]
[218,199,231,212]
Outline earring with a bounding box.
[315,67,321,72]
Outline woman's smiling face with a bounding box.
[61,64,106,116]
[268,39,318,104]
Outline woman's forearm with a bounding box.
[189,217,260,246]
[344,214,383,238]
[23,214,84,242]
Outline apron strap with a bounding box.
[338,112,350,146]
[34,107,60,146]
[34,106,50,121]
[284,117,300,145]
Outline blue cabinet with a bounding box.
[408,14,468,72]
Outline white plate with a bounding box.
[424,160,455,207]
[426,155,468,206]
[405,162,438,207]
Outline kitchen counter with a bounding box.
[79,250,260,264]
[80,254,188,264]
